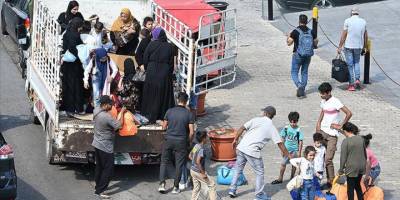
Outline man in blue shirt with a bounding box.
[272,111,304,184]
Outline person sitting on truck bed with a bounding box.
[57,1,84,34]
[141,27,175,123]
[84,48,119,107]
[92,95,125,199]
[117,58,141,113]
[110,8,141,56]
[60,17,85,116]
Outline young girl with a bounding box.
[290,146,317,200]
[363,134,380,186]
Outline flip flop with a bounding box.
[271,180,283,184]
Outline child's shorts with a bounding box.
[281,151,298,165]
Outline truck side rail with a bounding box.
[29,0,61,126]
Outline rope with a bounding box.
[274,6,400,87]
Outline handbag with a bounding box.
[62,50,77,62]
[216,165,247,186]
[132,70,146,82]
[331,53,349,83]
[287,160,303,192]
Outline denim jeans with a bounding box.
[300,179,315,200]
[230,150,269,200]
[291,53,312,89]
[344,48,362,84]
[92,76,102,107]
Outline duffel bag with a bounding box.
[331,54,349,83]
[216,165,247,186]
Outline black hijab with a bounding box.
[123,58,136,82]
[65,1,80,22]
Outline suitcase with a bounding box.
[331,54,349,83]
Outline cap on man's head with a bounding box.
[351,7,359,15]
[99,95,113,105]
[261,106,276,116]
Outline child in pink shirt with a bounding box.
[363,134,380,186]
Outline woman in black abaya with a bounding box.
[61,18,84,115]
[141,27,175,123]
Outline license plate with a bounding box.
[65,152,87,159]
[18,38,27,45]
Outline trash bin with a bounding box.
[207,1,229,11]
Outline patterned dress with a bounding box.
[117,80,141,113]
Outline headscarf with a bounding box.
[95,48,109,91]
[151,27,167,42]
[111,8,134,32]
[65,1,80,22]
[123,58,136,83]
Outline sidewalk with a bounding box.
[197,0,400,199]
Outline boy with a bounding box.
[313,132,326,181]
[271,111,304,184]
[189,131,217,200]
[316,82,352,187]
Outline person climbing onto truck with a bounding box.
[83,48,118,107]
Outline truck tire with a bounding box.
[46,119,56,165]
[1,14,7,35]
[30,106,40,125]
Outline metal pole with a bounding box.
[364,39,371,84]
[312,7,318,48]
[262,0,267,20]
[268,0,273,21]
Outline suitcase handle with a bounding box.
[336,52,345,60]
[221,167,231,178]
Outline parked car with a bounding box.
[0,132,17,200]
[1,0,33,79]
[275,0,381,10]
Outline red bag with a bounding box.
[119,111,138,136]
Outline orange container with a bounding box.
[208,128,236,161]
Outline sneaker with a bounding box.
[95,193,111,199]
[228,190,237,198]
[171,187,180,194]
[178,183,186,190]
[299,86,306,98]
[355,80,361,89]
[158,182,166,194]
[296,88,301,97]
[347,85,356,91]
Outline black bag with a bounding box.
[331,54,349,83]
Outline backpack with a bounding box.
[296,28,314,57]
[284,127,300,144]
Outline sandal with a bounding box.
[271,179,283,184]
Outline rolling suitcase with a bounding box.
[331,54,349,83]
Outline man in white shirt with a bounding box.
[316,82,352,188]
[229,106,289,200]
[337,7,368,91]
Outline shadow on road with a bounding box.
[0,115,31,132]
[17,177,47,200]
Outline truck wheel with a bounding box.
[18,44,27,79]
[1,14,8,35]
[30,107,40,125]
[46,119,56,165]
[311,0,335,9]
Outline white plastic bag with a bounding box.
[286,175,303,191]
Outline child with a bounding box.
[272,112,304,184]
[316,82,352,187]
[92,21,113,51]
[363,134,380,186]
[142,16,154,31]
[313,132,326,181]
[290,146,317,200]
[189,131,217,200]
